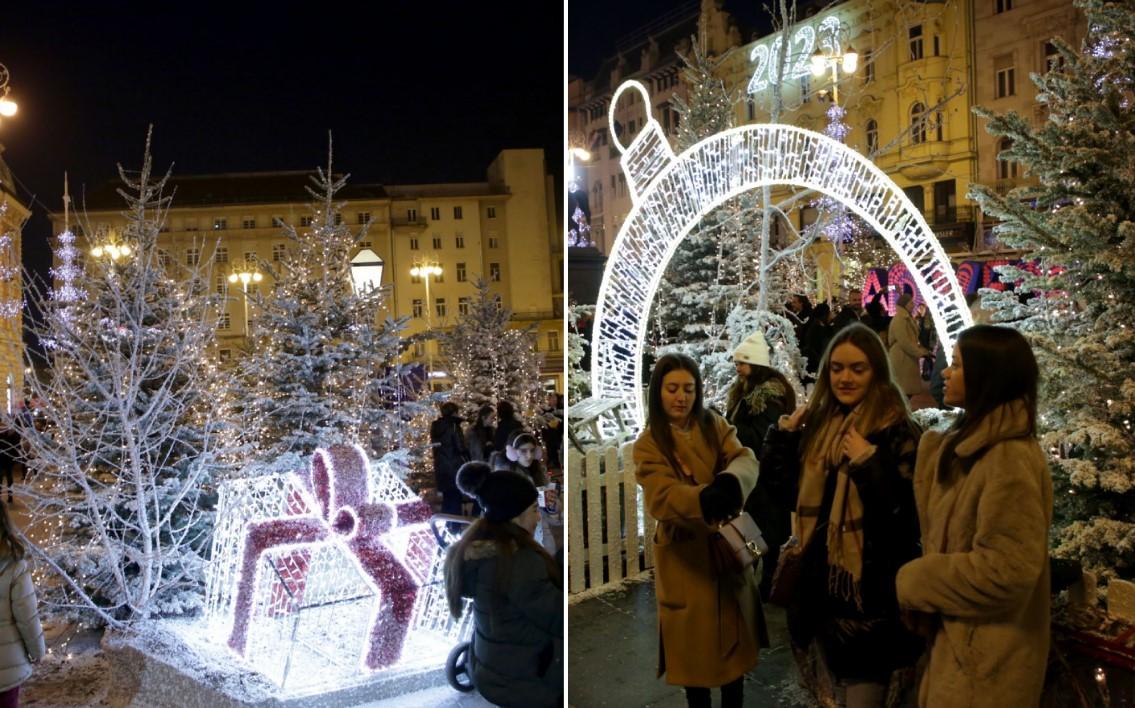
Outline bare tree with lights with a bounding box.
[6,133,230,625]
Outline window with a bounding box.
[248,283,260,296]
[746,96,756,121]
[433,270,443,284]
[414,341,426,357]
[218,312,231,330]
[866,119,879,154]
[456,262,467,282]
[358,241,372,249]
[933,36,940,57]
[903,185,925,214]
[910,103,927,144]
[272,244,286,262]
[218,349,232,364]
[242,217,256,229]
[933,111,944,141]
[547,331,560,352]
[411,272,421,284]
[487,207,497,219]
[458,297,470,316]
[159,250,171,267]
[995,0,1012,12]
[300,216,313,227]
[455,234,465,249]
[435,298,447,318]
[213,218,227,231]
[488,236,499,249]
[1045,42,1063,72]
[407,208,418,222]
[216,275,226,294]
[618,174,626,197]
[184,218,198,232]
[334,213,343,226]
[432,236,442,249]
[863,52,875,83]
[186,248,200,266]
[244,251,256,264]
[909,25,924,61]
[998,61,1016,98]
[410,237,420,250]
[997,137,1019,179]
[933,180,958,223]
[430,207,441,220]
[358,212,371,225]
[215,247,229,264]
[800,75,810,103]
[412,299,424,318]
[490,263,501,282]
[494,294,503,311]
[453,206,463,220]
[272,216,286,227]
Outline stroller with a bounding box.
[430,513,478,693]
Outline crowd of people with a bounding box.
[435,394,565,708]
[635,308,1052,707]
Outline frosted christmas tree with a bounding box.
[239,140,419,465]
[969,0,1135,581]
[9,132,229,624]
[440,277,541,421]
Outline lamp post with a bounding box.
[349,248,385,295]
[811,45,858,106]
[227,265,263,339]
[90,243,132,262]
[567,147,593,248]
[409,262,443,380]
[0,64,18,125]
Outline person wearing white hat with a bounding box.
[727,330,798,600]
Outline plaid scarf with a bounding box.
[795,405,895,609]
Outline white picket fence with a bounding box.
[567,441,658,594]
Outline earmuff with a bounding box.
[506,432,544,463]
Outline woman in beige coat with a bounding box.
[0,500,45,707]
[887,294,929,397]
[896,325,1052,707]
[634,352,765,708]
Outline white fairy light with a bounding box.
[591,81,972,431]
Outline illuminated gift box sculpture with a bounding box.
[204,445,472,689]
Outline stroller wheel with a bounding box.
[446,641,475,692]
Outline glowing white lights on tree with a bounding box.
[204,445,471,689]
[591,80,972,431]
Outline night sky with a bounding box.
[1,1,563,284]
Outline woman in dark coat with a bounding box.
[493,400,523,454]
[762,324,923,707]
[466,404,496,462]
[802,303,836,376]
[445,462,562,708]
[725,331,797,600]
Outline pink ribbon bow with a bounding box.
[228,445,434,670]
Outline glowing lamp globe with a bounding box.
[0,98,15,118]
[350,248,385,294]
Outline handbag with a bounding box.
[710,511,769,574]
[767,535,805,607]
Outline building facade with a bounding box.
[570,0,1084,266]
[0,149,24,411]
[51,149,564,393]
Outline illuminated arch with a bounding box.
[592,80,972,430]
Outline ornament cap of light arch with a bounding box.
[608,81,676,205]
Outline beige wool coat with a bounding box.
[888,306,927,395]
[634,413,763,688]
[0,554,45,692]
[895,400,1052,707]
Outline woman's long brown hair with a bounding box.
[646,352,722,470]
[0,501,25,560]
[444,517,561,617]
[726,363,797,417]
[801,323,916,456]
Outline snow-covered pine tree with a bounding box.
[440,277,541,423]
[968,0,1135,581]
[651,40,763,364]
[8,132,228,624]
[567,303,593,406]
[239,141,418,465]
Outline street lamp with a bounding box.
[349,248,385,294]
[0,64,17,123]
[811,45,859,104]
[409,262,442,379]
[90,243,132,262]
[228,266,263,337]
[567,146,594,248]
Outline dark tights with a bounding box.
[685,676,743,708]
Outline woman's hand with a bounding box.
[779,405,808,432]
[841,426,872,461]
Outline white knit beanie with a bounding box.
[733,331,770,366]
